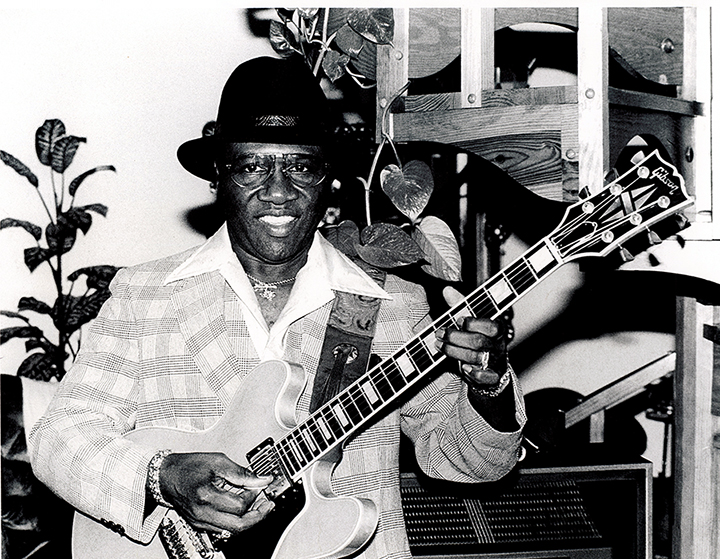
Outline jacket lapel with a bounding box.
[170,272,250,409]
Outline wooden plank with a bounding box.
[494,7,578,30]
[608,87,702,117]
[392,104,577,144]
[461,8,494,108]
[453,131,564,201]
[376,8,408,143]
[608,7,684,86]
[674,298,717,559]
[565,352,676,428]
[577,7,609,194]
[403,86,578,113]
[408,8,460,80]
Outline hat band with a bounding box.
[254,115,300,127]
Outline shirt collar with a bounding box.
[164,223,391,300]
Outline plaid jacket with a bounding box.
[29,228,525,559]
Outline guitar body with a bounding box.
[71,360,378,559]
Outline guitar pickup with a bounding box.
[247,438,295,502]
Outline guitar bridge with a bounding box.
[247,438,297,503]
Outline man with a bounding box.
[29,56,525,559]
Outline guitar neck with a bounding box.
[265,237,564,480]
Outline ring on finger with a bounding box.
[216,529,232,541]
[478,350,490,370]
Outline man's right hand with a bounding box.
[158,452,275,536]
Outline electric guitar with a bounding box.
[72,149,693,559]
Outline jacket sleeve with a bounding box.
[28,269,166,543]
[390,279,527,484]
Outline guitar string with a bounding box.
[550,175,645,256]
[274,171,665,469]
[273,169,681,474]
[557,198,661,258]
[275,261,541,474]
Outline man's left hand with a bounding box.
[436,286,508,389]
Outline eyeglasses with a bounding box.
[224,153,329,189]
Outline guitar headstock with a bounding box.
[552,149,693,263]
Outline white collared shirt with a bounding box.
[164,223,390,360]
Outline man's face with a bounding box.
[216,142,329,266]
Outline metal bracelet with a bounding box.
[469,369,511,398]
[147,448,174,508]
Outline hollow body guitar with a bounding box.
[71,150,692,559]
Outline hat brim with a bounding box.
[177,137,217,182]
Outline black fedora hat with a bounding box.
[177,56,331,181]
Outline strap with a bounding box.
[309,263,386,413]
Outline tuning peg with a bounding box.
[618,246,635,262]
[578,186,591,200]
[647,228,663,245]
[603,168,619,186]
[674,213,690,231]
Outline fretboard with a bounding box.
[273,237,562,480]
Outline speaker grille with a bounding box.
[401,475,604,554]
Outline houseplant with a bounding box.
[1,119,119,382]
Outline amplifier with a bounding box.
[400,460,652,559]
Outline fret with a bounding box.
[361,380,381,405]
[451,302,476,326]
[332,402,351,428]
[288,436,307,465]
[408,339,434,371]
[527,242,557,276]
[420,329,440,358]
[370,366,395,399]
[299,427,318,453]
[522,255,540,280]
[280,440,301,472]
[323,405,345,436]
[304,420,328,454]
[382,361,407,391]
[293,435,313,468]
[346,385,371,418]
[504,261,535,297]
[338,390,363,424]
[395,352,416,378]
[487,276,515,307]
[314,414,333,441]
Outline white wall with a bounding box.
[0,4,274,374]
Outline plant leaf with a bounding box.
[335,24,364,58]
[0,310,29,323]
[53,291,111,335]
[0,218,42,240]
[35,119,66,166]
[17,352,57,381]
[323,220,360,257]
[25,338,58,354]
[0,151,39,187]
[322,50,350,82]
[80,203,109,217]
[24,247,53,272]
[0,326,44,345]
[51,136,86,173]
[18,296,52,315]
[412,216,462,282]
[45,217,77,255]
[347,8,394,45]
[380,160,434,223]
[69,165,116,197]
[269,20,300,57]
[355,223,423,268]
[297,8,319,19]
[68,265,120,290]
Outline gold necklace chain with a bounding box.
[247,274,296,301]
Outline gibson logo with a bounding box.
[651,167,679,192]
